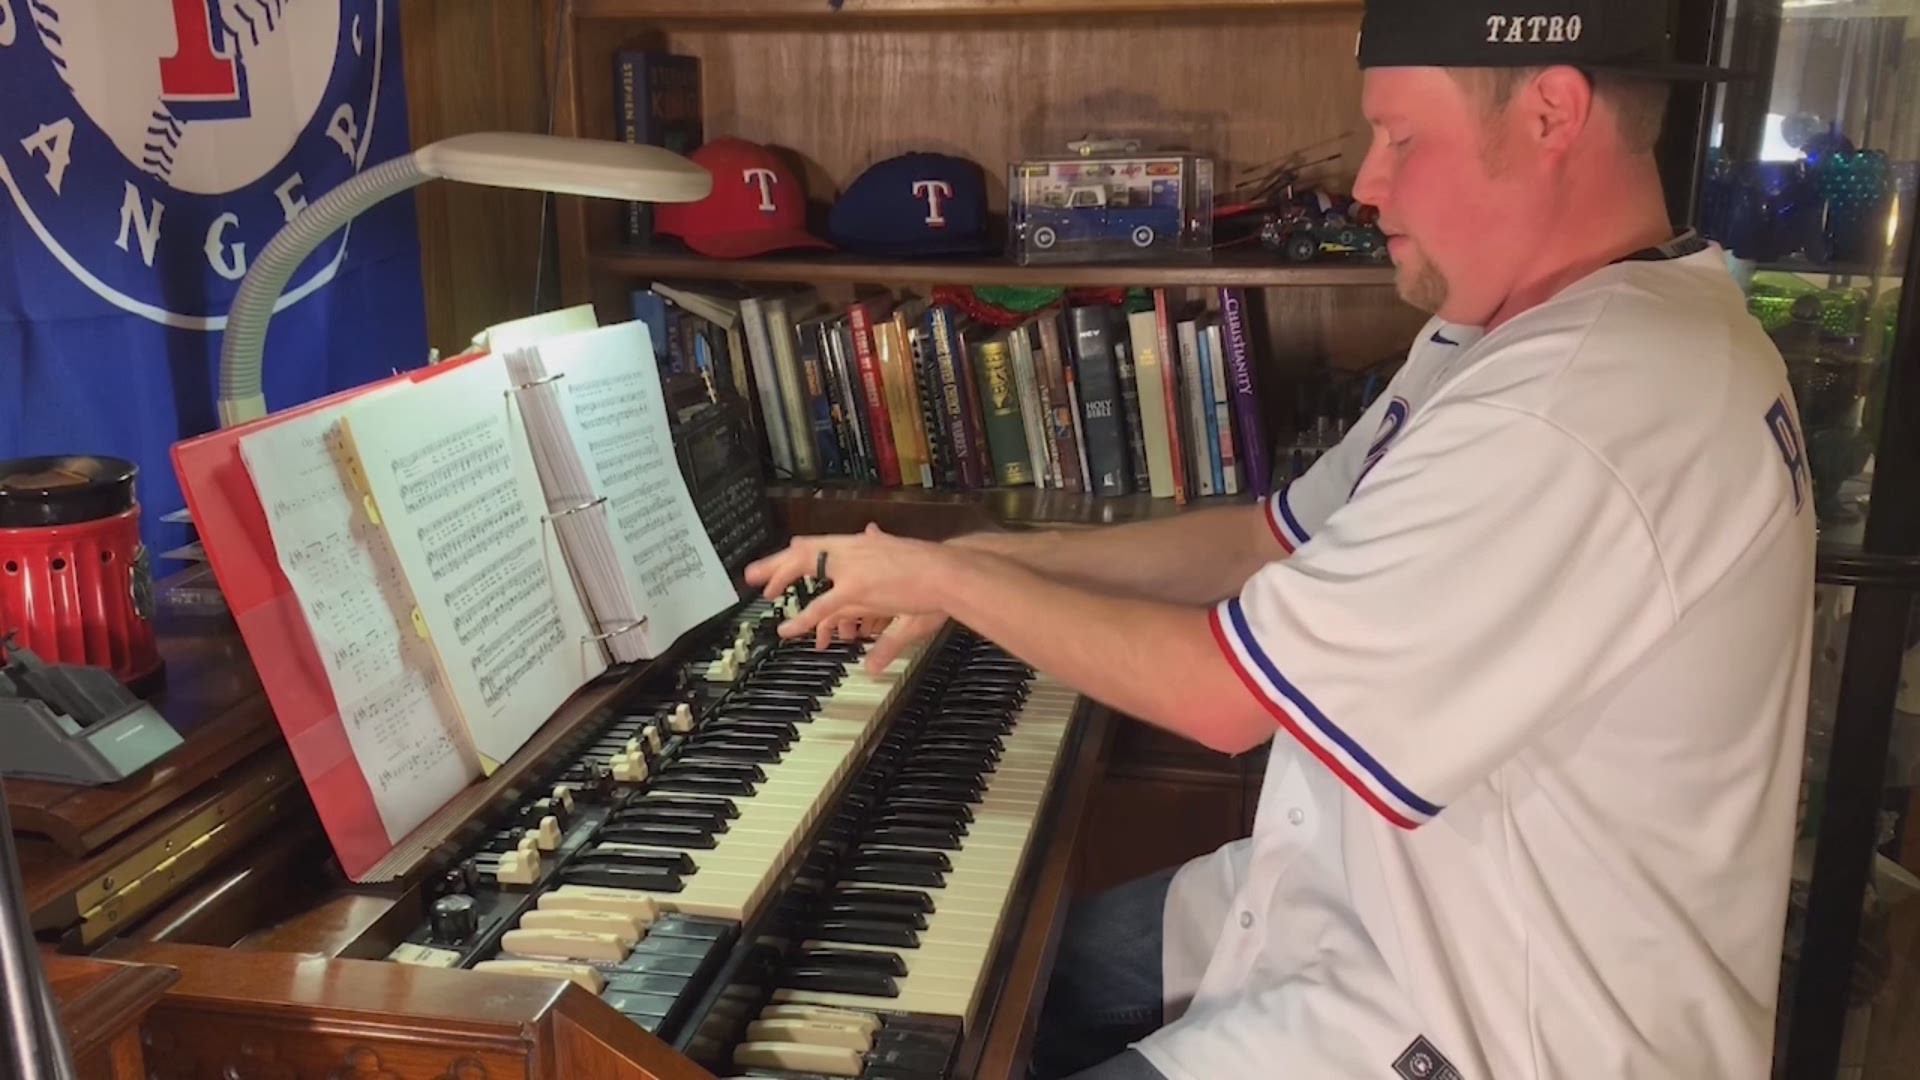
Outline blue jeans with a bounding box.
[1030,868,1177,1080]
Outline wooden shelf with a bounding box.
[591,246,1396,289]
[574,0,1359,21]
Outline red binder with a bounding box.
[170,355,485,880]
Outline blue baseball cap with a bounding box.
[829,152,992,257]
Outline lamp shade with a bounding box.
[414,133,713,202]
[216,134,713,427]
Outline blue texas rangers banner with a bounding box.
[0,0,428,556]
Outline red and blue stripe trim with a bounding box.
[1210,597,1440,829]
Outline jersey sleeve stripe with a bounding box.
[1265,496,1296,553]
[1269,489,1309,551]
[1213,597,1441,825]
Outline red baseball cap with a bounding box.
[656,138,832,259]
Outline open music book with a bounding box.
[180,311,735,876]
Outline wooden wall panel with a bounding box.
[402,2,555,359]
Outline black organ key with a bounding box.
[873,809,970,832]
[597,822,719,849]
[807,919,920,949]
[867,825,963,851]
[781,966,900,998]
[845,862,946,889]
[854,847,952,872]
[833,883,936,907]
[661,758,767,783]
[560,864,685,892]
[673,740,779,763]
[632,794,738,819]
[886,798,971,823]
[797,947,908,977]
[577,847,697,874]
[613,804,731,830]
[822,902,928,929]
[650,774,756,797]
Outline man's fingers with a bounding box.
[779,589,845,642]
[753,543,816,600]
[864,615,931,674]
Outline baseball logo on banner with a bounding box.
[0,0,388,326]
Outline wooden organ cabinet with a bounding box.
[13,1,1428,1077]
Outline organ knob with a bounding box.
[430,894,479,945]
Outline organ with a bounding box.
[13,404,1132,1080]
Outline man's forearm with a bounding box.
[954,503,1277,606]
[929,549,1273,756]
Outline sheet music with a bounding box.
[538,322,736,650]
[341,354,608,764]
[238,395,481,843]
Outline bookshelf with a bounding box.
[545,0,1427,518]
[591,247,1396,289]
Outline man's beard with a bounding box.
[1395,253,1449,314]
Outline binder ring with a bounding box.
[585,616,647,643]
[542,495,609,523]
[503,371,565,397]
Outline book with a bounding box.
[1034,310,1084,493]
[926,306,984,489]
[1111,306,1151,492]
[910,321,959,488]
[1067,304,1131,497]
[614,51,702,246]
[738,293,795,480]
[969,330,1035,487]
[1126,309,1177,499]
[1218,288,1273,497]
[847,299,902,487]
[1150,289,1189,505]
[1177,315,1216,497]
[765,290,823,480]
[180,315,735,880]
[877,305,932,488]
[1008,321,1053,489]
[1202,316,1239,495]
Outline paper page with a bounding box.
[238,393,481,843]
[341,355,608,764]
[482,304,599,353]
[538,322,736,651]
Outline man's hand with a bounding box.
[743,525,960,655]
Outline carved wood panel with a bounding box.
[142,1013,525,1080]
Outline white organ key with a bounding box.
[500,927,628,964]
[516,908,643,945]
[539,885,658,925]
[669,703,695,734]
[535,815,563,851]
[745,1019,874,1052]
[755,1005,883,1036]
[733,1041,864,1077]
[611,751,648,782]
[473,959,606,994]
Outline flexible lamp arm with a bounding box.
[216,133,713,427]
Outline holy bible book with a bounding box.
[173,314,735,879]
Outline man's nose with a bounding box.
[1353,144,1389,215]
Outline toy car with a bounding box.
[1025,184,1183,252]
[1260,200,1389,263]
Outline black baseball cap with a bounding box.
[1358,0,1737,83]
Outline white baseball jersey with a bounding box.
[1136,235,1815,1080]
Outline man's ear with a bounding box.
[1522,65,1595,153]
